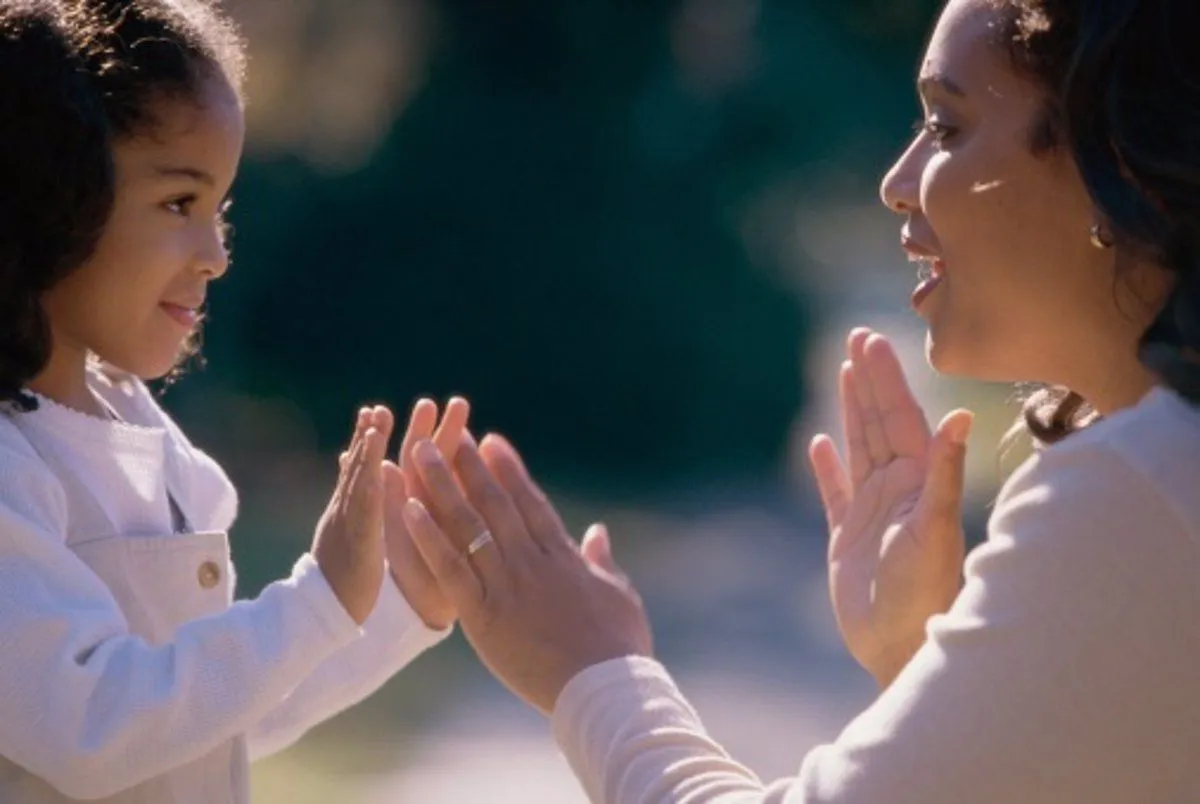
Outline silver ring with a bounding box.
[466,530,494,556]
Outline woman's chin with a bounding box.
[923,327,976,378]
[924,328,956,374]
[924,328,1027,384]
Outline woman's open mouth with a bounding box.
[910,257,944,310]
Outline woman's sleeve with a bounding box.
[552,440,1199,803]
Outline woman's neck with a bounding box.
[1070,361,1159,418]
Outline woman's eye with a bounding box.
[915,118,958,147]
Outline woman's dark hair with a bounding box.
[992,0,1200,442]
[0,0,245,411]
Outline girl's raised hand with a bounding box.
[313,406,393,625]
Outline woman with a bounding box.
[397,0,1200,800]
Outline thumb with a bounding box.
[915,409,972,527]
[581,523,623,578]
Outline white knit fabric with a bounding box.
[0,365,451,802]
[554,386,1200,804]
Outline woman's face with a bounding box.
[880,0,1146,388]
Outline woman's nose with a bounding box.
[879,143,922,214]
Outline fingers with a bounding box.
[400,399,438,479]
[403,498,485,608]
[346,406,392,535]
[338,407,372,477]
[848,329,893,470]
[354,425,388,527]
[400,396,469,505]
[411,439,503,576]
[840,361,872,488]
[581,523,625,581]
[433,396,470,461]
[333,409,371,512]
[860,333,930,459]
[382,459,410,524]
[452,431,528,553]
[808,434,851,531]
[915,409,973,528]
[579,524,651,652]
[478,434,574,554]
[368,405,395,442]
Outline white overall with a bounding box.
[0,411,249,803]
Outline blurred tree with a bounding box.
[172,0,944,499]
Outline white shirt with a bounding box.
[0,364,450,802]
[553,386,1200,803]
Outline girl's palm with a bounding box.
[809,330,972,686]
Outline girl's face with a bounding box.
[41,72,244,381]
[879,0,1157,395]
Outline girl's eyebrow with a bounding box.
[152,164,215,187]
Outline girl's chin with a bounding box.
[109,350,188,382]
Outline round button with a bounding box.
[197,560,221,590]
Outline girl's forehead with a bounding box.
[117,80,245,187]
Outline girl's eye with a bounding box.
[164,195,196,216]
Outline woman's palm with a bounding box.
[809,330,971,685]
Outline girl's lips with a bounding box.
[160,302,199,328]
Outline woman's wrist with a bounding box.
[868,635,925,690]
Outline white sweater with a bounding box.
[553,386,1200,803]
[0,366,450,802]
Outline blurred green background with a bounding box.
[156,1,1029,800]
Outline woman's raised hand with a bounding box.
[808,328,972,687]
[401,431,652,715]
[381,397,470,630]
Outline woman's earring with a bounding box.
[1090,223,1113,249]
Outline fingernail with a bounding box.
[949,413,973,445]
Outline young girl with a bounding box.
[0,1,459,801]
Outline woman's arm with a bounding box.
[551,440,1200,803]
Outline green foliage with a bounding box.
[171,0,941,498]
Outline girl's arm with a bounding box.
[0,443,362,799]
[245,570,452,761]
